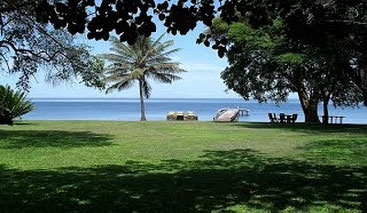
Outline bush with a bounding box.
[0,85,34,124]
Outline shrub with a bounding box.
[0,85,34,124]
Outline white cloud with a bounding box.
[182,63,225,72]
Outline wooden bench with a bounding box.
[321,115,345,124]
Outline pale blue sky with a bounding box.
[1,19,243,99]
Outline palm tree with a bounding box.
[0,85,35,125]
[101,34,186,121]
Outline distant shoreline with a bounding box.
[12,120,367,126]
[30,97,299,99]
[23,99,367,124]
[29,97,248,100]
[29,97,301,103]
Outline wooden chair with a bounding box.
[268,113,279,123]
[268,113,275,122]
[291,114,298,123]
[273,113,278,123]
[279,113,285,123]
[286,115,292,123]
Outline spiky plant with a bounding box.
[101,33,186,121]
[0,85,35,125]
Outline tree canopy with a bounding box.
[212,17,362,122]
[1,0,104,90]
[34,0,367,106]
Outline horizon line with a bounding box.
[29,97,300,100]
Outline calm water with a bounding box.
[24,98,367,124]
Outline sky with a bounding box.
[0,17,243,99]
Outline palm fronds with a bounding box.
[101,33,186,120]
[0,85,34,124]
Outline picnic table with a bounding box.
[321,115,345,124]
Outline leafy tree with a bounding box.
[279,0,367,107]
[0,85,35,125]
[202,1,367,109]
[101,34,186,121]
[0,0,104,91]
[35,0,216,43]
[35,0,367,107]
[211,17,362,123]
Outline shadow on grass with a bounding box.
[13,121,38,126]
[234,122,367,135]
[1,149,366,211]
[298,137,367,165]
[0,130,113,149]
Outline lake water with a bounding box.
[24,98,367,124]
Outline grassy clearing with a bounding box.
[0,121,366,211]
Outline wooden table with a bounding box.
[286,115,293,123]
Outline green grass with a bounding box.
[0,121,366,212]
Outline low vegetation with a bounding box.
[0,121,366,211]
[0,85,34,125]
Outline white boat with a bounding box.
[213,108,240,122]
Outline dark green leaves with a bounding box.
[1,0,105,91]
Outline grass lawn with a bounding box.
[0,121,367,212]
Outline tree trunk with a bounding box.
[361,66,367,106]
[138,80,147,121]
[304,103,319,123]
[0,117,13,125]
[357,59,367,106]
[322,95,330,125]
[297,90,320,123]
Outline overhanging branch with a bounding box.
[325,19,367,25]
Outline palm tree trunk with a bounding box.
[139,80,147,121]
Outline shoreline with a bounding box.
[7,120,367,126]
